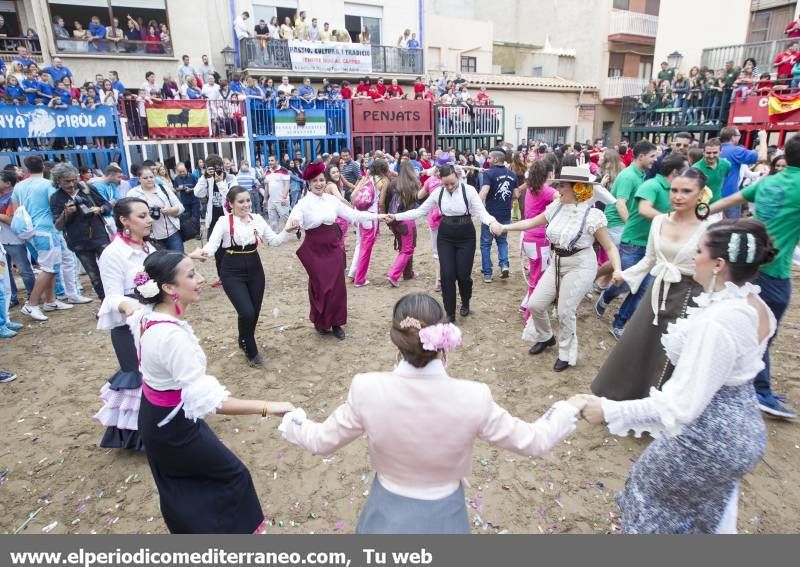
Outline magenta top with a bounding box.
[523,185,556,242]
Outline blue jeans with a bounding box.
[5,244,35,303]
[480,223,509,277]
[601,242,652,330]
[156,231,185,252]
[0,262,10,328]
[753,272,791,399]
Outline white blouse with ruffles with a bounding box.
[202,213,289,253]
[600,282,776,439]
[543,200,607,251]
[96,237,149,330]
[287,192,377,230]
[621,215,708,325]
[128,308,230,421]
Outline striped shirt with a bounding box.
[236,170,260,191]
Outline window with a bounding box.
[749,11,770,42]
[344,2,382,44]
[613,0,630,10]
[461,56,477,73]
[644,0,661,16]
[527,126,569,146]
[252,0,297,29]
[638,56,653,79]
[47,0,172,56]
[0,1,36,54]
[530,66,543,77]
[608,53,625,78]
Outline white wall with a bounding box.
[425,14,493,74]
[654,0,752,74]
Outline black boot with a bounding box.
[528,336,556,355]
[332,326,346,340]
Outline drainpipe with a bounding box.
[230,0,239,68]
[575,86,584,143]
[418,0,425,74]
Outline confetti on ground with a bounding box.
[41,522,58,533]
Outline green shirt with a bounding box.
[741,166,800,279]
[621,174,673,247]
[692,157,732,204]
[605,163,647,228]
[657,69,674,83]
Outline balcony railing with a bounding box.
[0,37,42,55]
[55,37,173,56]
[701,38,794,73]
[247,99,349,138]
[434,105,504,137]
[240,38,423,75]
[609,9,658,38]
[119,98,244,140]
[603,77,649,100]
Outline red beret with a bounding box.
[302,161,326,181]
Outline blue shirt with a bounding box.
[298,85,315,98]
[720,143,758,198]
[43,66,72,84]
[21,79,39,104]
[37,82,54,100]
[12,177,57,233]
[229,81,245,94]
[13,56,35,68]
[245,86,263,99]
[481,165,519,219]
[112,80,126,94]
[53,88,71,105]
[4,85,22,100]
[88,22,106,39]
[407,39,420,49]
[89,180,119,215]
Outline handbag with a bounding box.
[157,185,200,241]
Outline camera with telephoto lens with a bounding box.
[149,205,162,220]
[71,194,94,217]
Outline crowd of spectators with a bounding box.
[50,13,172,55]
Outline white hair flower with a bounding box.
[136,279,160,299]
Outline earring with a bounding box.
[123,228,131,236]
[171,292,182,316]
[694,202,710,221]
[708,267,720,299]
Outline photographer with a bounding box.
[127,165,185,252]
[49,162,112,300]
[193,154,229,285]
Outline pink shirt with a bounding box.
[423,176,443,230]
[523,185,556,242]
[279,360,578,499]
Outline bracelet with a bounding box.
[261,400,270,417]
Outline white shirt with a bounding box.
[202,213,289,253]
[601,282,776,439]
[543,200,606,251]
[277,83,293,95]
[233,17,251,39]
[193,177,229,226]
[288,192,377,230]
[201,83,222,100]
[0,212,21,245]
[141,81,159,101]
[129,309,230,422]
[264,167,290,203]
[96,237,149,330]
[393,183,497,226]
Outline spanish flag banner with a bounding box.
[146,100,210,138]
[768,92,800,122]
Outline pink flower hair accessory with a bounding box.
[133,269,150,287]
[418,323,462,353]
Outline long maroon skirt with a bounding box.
[297,223,347,331]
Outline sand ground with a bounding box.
[1,225,798,534]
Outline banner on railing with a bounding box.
[0,105,116,139]
[287,40,372,74]
[145,100,210,137]
[351,99,433,134]
[274,108,327,137]
[768,92,800,121]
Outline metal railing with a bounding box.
[55,37,173,56]
[119,98,245,140]
[609,9,658,38]
[603,77,650,100]
[620,90,736,129]
[0,37,42,55]
[240,38,423,75]
[434,104,504,137]
[247,99,349,138]
[701,38,794,73]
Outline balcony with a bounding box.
[701,38,794,73]
[55,37,173,57]
[239,38,423,76]
[608,10,658,44]
[603,77,649,100]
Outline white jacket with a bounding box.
[193,177,229,226]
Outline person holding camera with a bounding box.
[128,166,185,252]
[49,162,112,300]
[193,155,230,285]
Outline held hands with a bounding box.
[284,221,300,233]
[611,270,625,287]
[267,401,296,416]
[489,221,504,236]
[379,214,394,224]
[188,249,209,261]
[565,394,606,425]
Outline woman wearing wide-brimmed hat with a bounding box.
[494,166,622,372]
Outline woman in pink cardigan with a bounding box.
[279,293,585,534]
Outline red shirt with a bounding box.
[476,91,489,104]
[419,159,432,185]
[388,85,404,97]
[423,90,435,101]
[340,86,352,99]
[619,149,634,167]
[375,83,387,96]
[413,83,425,95]
[786,21,800,38]
[588,148,603,165]
[774,50,799,76]
[367,87,382,100]
[756,79,774,93]
[356,83,369,94]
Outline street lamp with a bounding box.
[221,45,236,79]
[667,50,683,72]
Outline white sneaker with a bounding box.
[21,304,49,321]
[42,300,74,312]
[56,294,67,301]
[66,294,93,304]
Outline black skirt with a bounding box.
[137,395,264,534]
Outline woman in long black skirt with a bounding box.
[130,250,294,533]
[190,186,293,367]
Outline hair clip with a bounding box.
[728,233,741,263]
[745,233,756,264]
[399,317,422,330]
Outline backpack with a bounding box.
[10,205,35,241]
[352,176,377,211]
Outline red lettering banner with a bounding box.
[350,99,433,134]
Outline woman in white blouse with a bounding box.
[592,168,708,400]
[385,164,500,324]
[579,219,778,533]
[127,166,185,252]
[93,197,154,450]
[279,292,586,533]
[286,161,385,340]
[130,249,294,533]
[495,166,622,372]
[189,187,293,366]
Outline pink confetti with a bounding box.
[333,521,345,531]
